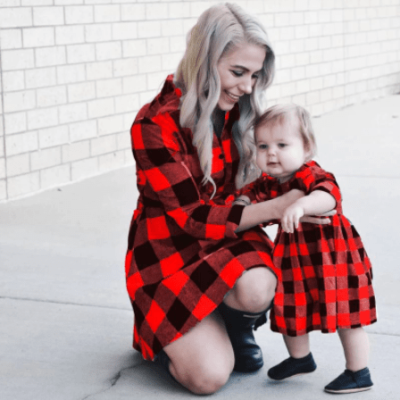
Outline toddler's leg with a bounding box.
[338,327,369,371]
[324,328,373,394]
[284,334,310,358]
[268,334,316,380]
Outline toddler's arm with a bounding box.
[281,190,336,233]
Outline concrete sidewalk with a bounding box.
[1,95,399,400]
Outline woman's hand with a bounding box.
[300,209,336,225]
[235,190,336,233]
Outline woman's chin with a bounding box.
[217,100,235,111]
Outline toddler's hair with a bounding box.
[254,104,317,160]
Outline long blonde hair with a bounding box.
[174,2,275,193]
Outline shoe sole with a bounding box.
[324,386,372,394]
[268,370,316,381]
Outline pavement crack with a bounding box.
[368,331,400,337]
[80,364,137,400]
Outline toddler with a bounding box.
[236,104,377,394]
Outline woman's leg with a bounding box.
[163,312,234,395]
[163,266,276,390]
[337,327,369,371]
[224,267,276,312]
[218,267,276,372]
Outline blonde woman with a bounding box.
[125,3,331,394]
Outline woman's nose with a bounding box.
[239,76,253,94]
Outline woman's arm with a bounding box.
[234,189,335,233]
[236,189,305,232]
[132,115,247,240]
[281,190,336,233]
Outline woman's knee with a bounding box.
[165,313,234,395]
[174,362,231,395]
[230,267,276,312]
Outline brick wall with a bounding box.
[0,0,399,201]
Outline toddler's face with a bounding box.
[255,118,309,182]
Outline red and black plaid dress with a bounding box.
[242,161,377,336]
[125,75,280,360]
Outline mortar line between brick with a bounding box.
[337,175,400,179]
[0,32,8,200]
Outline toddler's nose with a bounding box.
[267,146,276,155]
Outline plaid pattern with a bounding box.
[242,161,377,336]
[125,75,279,360]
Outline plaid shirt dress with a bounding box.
[242,161,377,336]
[125,75,280,360]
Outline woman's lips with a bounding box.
[225,91,240,102]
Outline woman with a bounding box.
[125,3,330,394]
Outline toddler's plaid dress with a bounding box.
[125,75,280,360]
[242,161,377,336]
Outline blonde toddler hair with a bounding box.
[254,104,317,161]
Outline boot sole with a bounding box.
[234,361,264,373]
[324,386,372,394]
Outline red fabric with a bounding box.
[242,161,377,336]
[125,75,279,360]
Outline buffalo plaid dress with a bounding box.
[242,161,377,336]
[125,75,280,360]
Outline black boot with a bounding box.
[155,350,178,384]
[218,302,270,372]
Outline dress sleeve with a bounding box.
[131,113,245,240]
[238,175,282,227]
[239,174,281,203]
[288,162,342,205]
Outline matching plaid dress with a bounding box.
[125,75,280,361]
[242,161,377,336]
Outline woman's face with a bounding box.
[216,42,266,111]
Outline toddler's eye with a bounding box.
[258,144,268,150]
[278,143,286,148]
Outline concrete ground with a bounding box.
[1,95,399,400]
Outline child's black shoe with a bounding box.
[267,352,317,380]
[324,367,373,394]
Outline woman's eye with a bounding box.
[232,70,243,77]
[252,74,259,79]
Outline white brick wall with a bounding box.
[0,0,399,201]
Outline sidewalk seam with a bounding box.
[0,295,132,312]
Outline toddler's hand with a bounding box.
[281,205,305,233]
